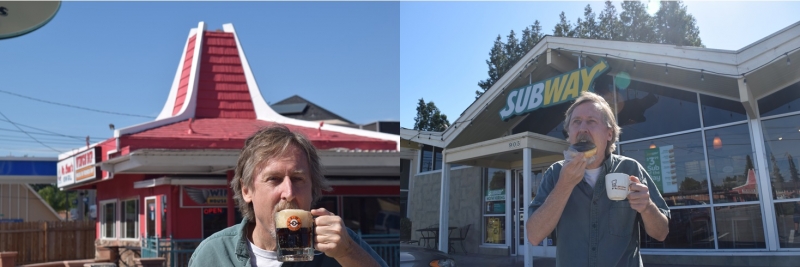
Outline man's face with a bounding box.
[568,102,612,157]
[242,145,313,238]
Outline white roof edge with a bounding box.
[116,21,206,138]
[443,24,800,146]
[156,25,198,120]
[400,128,445,147]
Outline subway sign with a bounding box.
[499,59,609,121]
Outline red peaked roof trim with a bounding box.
[195,31,256,119]
[173,34,196,116]
[119,118,395,152]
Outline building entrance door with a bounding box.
[511,169,556,257]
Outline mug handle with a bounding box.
[311,216,324,256]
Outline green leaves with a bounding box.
[414,98,450,132]
[37,185,75,212]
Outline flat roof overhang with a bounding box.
[98,149,399,177]
[445,132,569,169]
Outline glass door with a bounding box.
[513,169,556,257]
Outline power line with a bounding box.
[0,118,90,141]
[0,89,154,119]
[0,127,105,142]
[0,111,61,153]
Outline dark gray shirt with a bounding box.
[528,154,670,267]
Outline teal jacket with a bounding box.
[188,219,388,267]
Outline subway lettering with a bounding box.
[499,59,608,121]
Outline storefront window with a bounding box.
[483,168,506,244]
[101,201,116,239]
[145,198,156,237]
[484,169,506,215]
[342,197,400,235]
[774,199,800,248]
[614,82,700,141]
[620,132,708,206]
[758,81,800,117]
[700,94,748,127]
[761,114,800,200]
[714,204,766,249]
[705,124,758,203]
[202,208,227,238]
[121,198,138,239]
[641,207,713,249]
[419,145,444,172]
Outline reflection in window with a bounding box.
[620,132,708,206]
[484,169,506,215]
[705,124,757,203]
[484,216,505,244]
[700,94,748,127]
[102,202,116,239]
[757,81,800,117]
[419,145,444,172]
[760,114,800,200]
[599,80,700,141]
[774,199,800,248]
[714,204,766,249]
[122,199,138,239]
[343,197,400,235]
[641,208,713,249]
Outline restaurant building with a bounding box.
[56,22,399,264]
[402,21,800,266]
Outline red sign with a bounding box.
[203,208,224,215]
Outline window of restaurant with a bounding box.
[202,207,227,238]
[419,145,444,173]
[759,81,800,248]
[121,198,138,239]
[342,197,400,235]
[100,199,116,239]
[483,168,506,245]
[145,197,156,237]
[618,82,765,249]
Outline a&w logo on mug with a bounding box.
[288,215,302,231]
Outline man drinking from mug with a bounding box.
[526,91,670,267]
[189,125,386,267]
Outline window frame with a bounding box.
[120,197,139,240]
[99,199,118,240]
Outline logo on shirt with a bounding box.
[287,216,302,231]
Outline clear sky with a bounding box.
[0,2,400,157]
[400,1,800,129]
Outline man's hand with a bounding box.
[558,154,586,188]
[627,176,653,213]
[311,208,355,259]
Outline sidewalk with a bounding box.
[448,254,761,267]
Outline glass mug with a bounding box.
[274,209,315,262]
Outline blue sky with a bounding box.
[400,1,800,129]
[0,2,399,157]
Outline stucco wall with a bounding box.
[408,166,484,254]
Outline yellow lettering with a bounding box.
[544,76,569,104]
[562,72,581,100]
[580,60,608,92]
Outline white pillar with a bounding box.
[505,170,512,254]
[438,152,451,253]
[523,148,533,267]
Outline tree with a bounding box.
[553,12,574,37]
[654,1,702,46]
[38,185,75,212]
[504,30,523,69]
[577,4,599,39]
[476,35,508,98]
[619,0,654,43]
[679,177,702,192]
[788,153,799,192]
[414,98,450,132]
[520,21,544,53]
[598,1,621,40]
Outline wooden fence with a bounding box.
[0,221,96,265]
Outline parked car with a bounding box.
[400,244,456,267]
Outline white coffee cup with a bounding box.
[605,173,630,201]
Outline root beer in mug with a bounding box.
[275,209,314,262]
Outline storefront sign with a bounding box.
[499,59,609,121]
[645,145,678,194]
[57,147,100,188]
[57,157,75,187]
[181,186,228,207]
[485,189,505,201]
